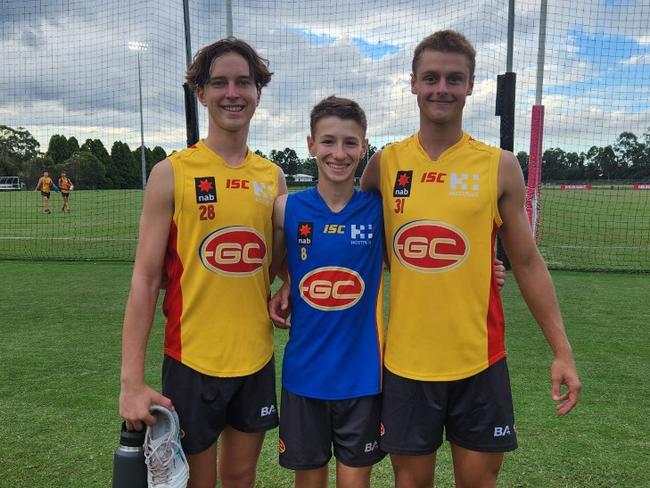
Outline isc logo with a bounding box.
[299,266,365,311]
[393,220,468,272]
[199,226,266,276]
[226,178,250,189]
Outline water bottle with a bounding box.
[112,422,148,488]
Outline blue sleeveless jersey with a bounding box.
[282,187,384,400]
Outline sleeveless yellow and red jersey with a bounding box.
[380,132,505,381]
[58,177,72,192]
[39,177,53,192]
[162,140,279,377]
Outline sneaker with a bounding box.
[144,405,189,488]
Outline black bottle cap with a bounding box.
[119,421,145,447]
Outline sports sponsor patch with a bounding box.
[299,266,365,311]
[393,170,413,197]
[393,220,468,272]
[297,221,313,246]
[199,226,266,276]
[195,176,217,203]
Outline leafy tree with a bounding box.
[254,149,268,160]
[19,155,55,188]
[67,136,80,156]
[0,125,40,171]
[111,141,139,189]
[47,135,75,164]
[542,148,568,181]
[270,147,300,175]
[0,153,19,176]
[62,151,106,189]
[565,152,585,181]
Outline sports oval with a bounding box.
[199,226,267,276]
[393,220,469,273]
[299,266,365,311]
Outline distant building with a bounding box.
[293,173,314,183]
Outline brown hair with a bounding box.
[186,37,273,92]
[310,96,367,136]
[412,30,476,78]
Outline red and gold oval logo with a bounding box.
[200,226,266,276]
[299,266,365,311]
[278,439,286,453]
[393,220,468,272]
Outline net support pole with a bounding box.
[526,0,548,242]
[183,0,199,146]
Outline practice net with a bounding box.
[0,0,648,270]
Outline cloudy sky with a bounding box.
[1,0,648,159]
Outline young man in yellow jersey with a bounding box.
[34,171,54,213]
[58,170,73,212]
[119,37,287,487]
[361,30,581,487]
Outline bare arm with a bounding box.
[119,159,175,430]
[497,151,581,416]
[360,150,382,192]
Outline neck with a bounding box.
[203,124,250,167]
[418,116,464,161]
[316,179,355,213]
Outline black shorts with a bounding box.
[380,358,517,454]
[162,355,279,455]
[41,192,50,198]
[279,388,385,470]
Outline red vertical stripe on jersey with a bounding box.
[163,221,184,361]
[487,225,506,364]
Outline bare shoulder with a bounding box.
[360,149,383,192]
[498,150,525,197]
[277,166,288,196]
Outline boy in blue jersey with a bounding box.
[269,96,386,487]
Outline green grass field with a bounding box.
[1,187,648,271]
[539,188,650,271]
[1,261,648,487]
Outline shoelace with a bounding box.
[145,433,181,484]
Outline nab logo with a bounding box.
[393,170,413,197]
[364,441,379,453]
[494,425,512,437]
[299,266,365,311]
[195,177,217,203]
[260,405,276,417]
[199,226,266,276]
[393,220,468,273]
[297,222,313,246]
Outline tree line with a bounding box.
[1,124,647,190]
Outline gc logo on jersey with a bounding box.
[297,222,313,246]
[393,170,413,197]
[199,226,266,276]
[195,177,217,203]
[393,220,468,272]
[299,266,365,311]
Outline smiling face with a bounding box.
[411,49,474,126]
[308,116,368,186]
[197,52,260,134]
